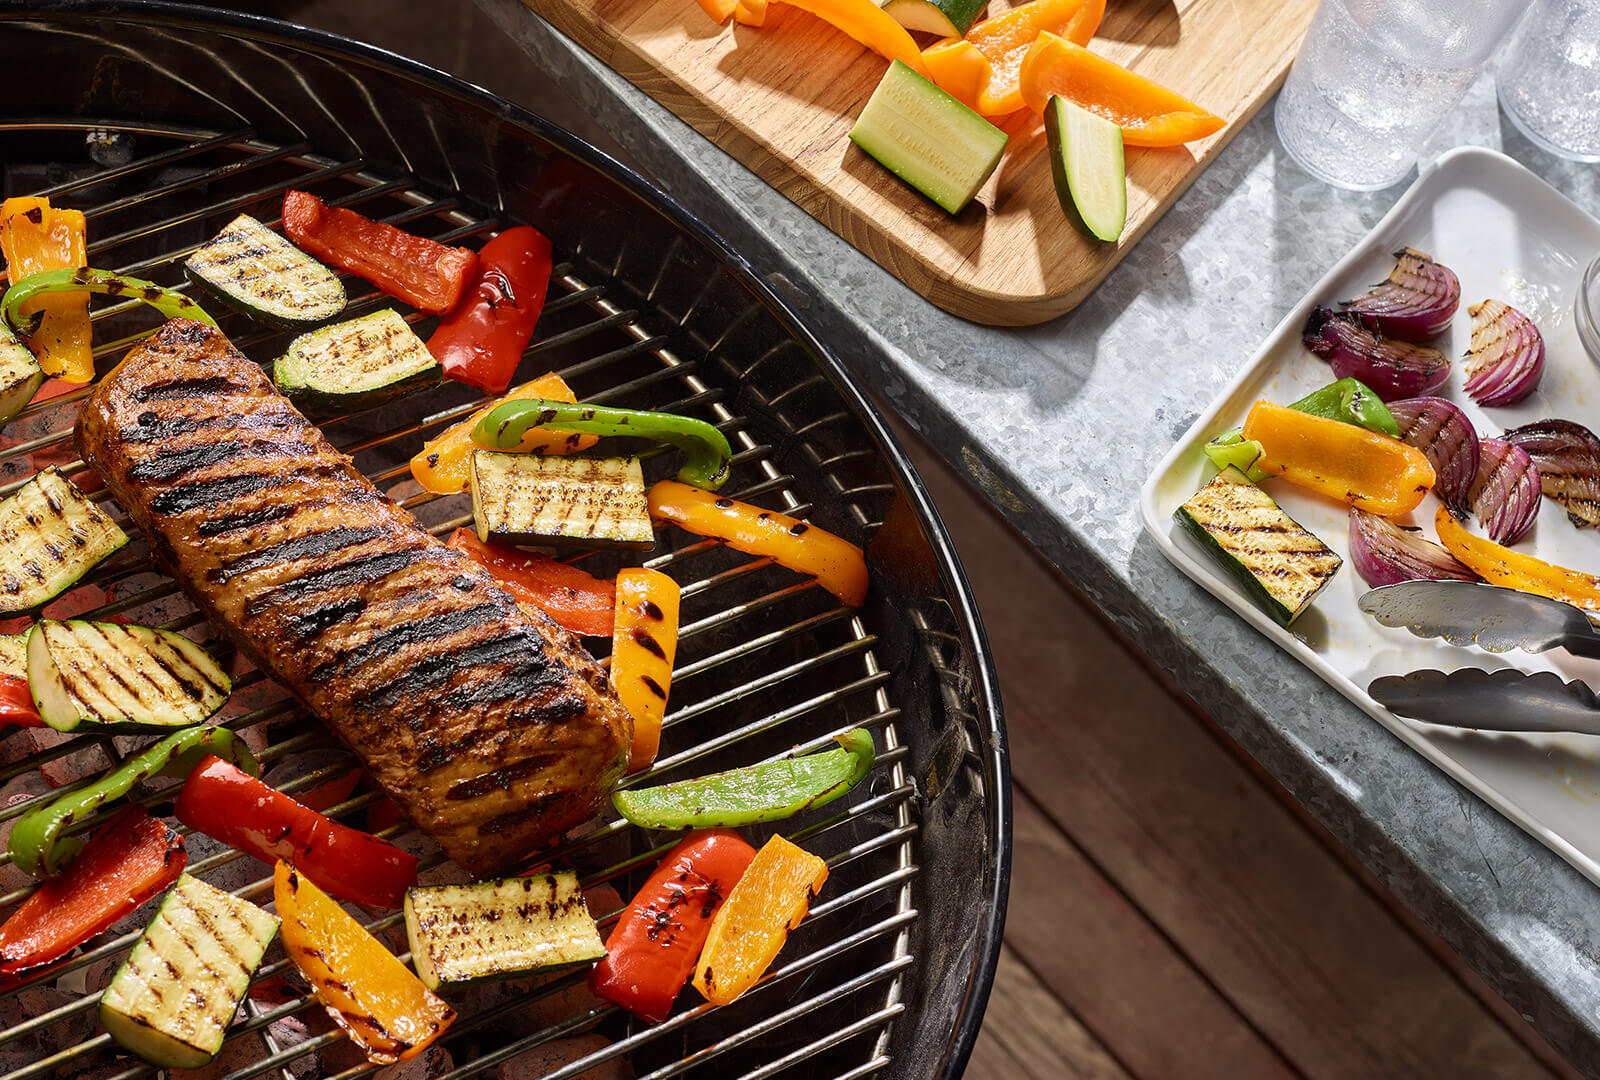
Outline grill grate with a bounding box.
[0,124,920,1080]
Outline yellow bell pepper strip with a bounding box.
[1241,400,1434,516]
[408,372,594,495]
[0,198,91,382]
[922,0,1103,117]
[647,480,870,606]
[274,861,455,1065]
[1434,507,1600,611]
[776,0,931,77]
[699,0,738,21]
[611,568,681,772]
[691,834,829,1006]
[1018,34,1226,146]
[735,0,767,25]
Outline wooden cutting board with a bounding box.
[522,0,1319,325]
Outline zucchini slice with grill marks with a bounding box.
[273,308,440,413]
[27,620,232,732]
[0,466,127,615]
[0,633,26,678]
[1176,466,1342,626]
[404,871,606,991]
[184,213,345,329]
[470,452,654,550]
[0,321,43,427]
[100,873,279,1069]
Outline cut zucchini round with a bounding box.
[1044,95,1127,242]
[27,620,232,732]
[0,466,127,616]
[880,0,985,37]
[273,308,440,413]
[184,213,345,329]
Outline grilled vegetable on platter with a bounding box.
[1340,248,1459,342]
[1504,418,1600,527]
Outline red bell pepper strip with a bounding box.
[175,755,417,910]
[446,528,616,637]
[281,190,478,315]
[588,829,756,1024]
[0,675,44,728]
[0,806,185,974]
[427,226,553,396]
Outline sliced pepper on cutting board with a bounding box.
[1018,33,1225,145]
[922,0,1103,116]
[775,0,931,76]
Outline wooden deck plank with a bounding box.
[965,944,1136,1080]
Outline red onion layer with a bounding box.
[1386,396,1480,517]
[1503,418,1600,528]
[1463,300,1544,407]
[1468,437,1541,544]
[1342,248,1460,342]
[1303,307,1450,401]
[1348,508,1477,587]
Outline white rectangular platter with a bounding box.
[1141,147,1600,887]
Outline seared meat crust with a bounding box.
[76,320,631,876]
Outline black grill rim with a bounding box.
[0,2,1012,1076]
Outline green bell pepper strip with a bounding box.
[1203,377,1398,483]
[9,725,258,879]
[611,728,875,829]
[2,267,218,338]
[1202,430,1269,482]
[472,399,733,491]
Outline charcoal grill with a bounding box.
[0,4,1010,1078]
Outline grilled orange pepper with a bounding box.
[647,480,870,607]
[922,0,1103,117]
[1241,400,1433,516]
[0,198,91,382]
[612,568,681,772]
[692,834,828,1006]
[1018,34,1225,145]
[1434,508,1600,611]
[777,0,931,76]
[408,372,595,494]
[274,861,455,1065]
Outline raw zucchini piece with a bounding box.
[1044,95,1126,242]
[0,466,127,615]
[404,871,605,991]
[880,0,985,36]
[27,620,231,732]
[848,60,1008,215]
[272,308,439,413]
[184,213,345,329]
[0,321,43,427]
[100,873,279,1069]
[1175,466,1341,627]
[470,452,654,550]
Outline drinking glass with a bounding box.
[1497,0,1600,161]
[1275,0,1531,190]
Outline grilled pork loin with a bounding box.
[76,320,631,876]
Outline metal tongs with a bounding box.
[1359,581,1600,734]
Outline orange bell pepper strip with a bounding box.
[734,0,767,25]
[408,372,595,494]
[776,0,930,77]
[0,198,92,383]
[698,0,737,22]
[1241,400,1434,516]
[691,834,828,1006]
[647,480,870,607]
[922,0,1103,117]
[1434,507,1600,611]
[274,861,455,1065]
[612,568,682,772]
[1018,34,1226,146]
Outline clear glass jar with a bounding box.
[1578,253,1600,369]
[1497,0,1600,162]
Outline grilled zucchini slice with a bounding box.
[0,633,26,678]
[27,620,232,732]
[1176,466,1342,626]
[404,871,606,991]
[0,321,43,427]
[184,213,345,329]
[470,452,654,550]
[0,466,127,615]
[273,308,440,413]
[101,873,279,1069]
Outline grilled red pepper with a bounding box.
[0,675,44,728]
[175,755,417,910]
[427,226,553,395]
[0,805,185,974]
[282,190,478,314]
[589,829,756,1023]
[446,528,615,637]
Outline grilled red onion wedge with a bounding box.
[1503,418,1600,528]
[1463,300,1544,406]
[1348,509,1476,587]
[1302,307,1450,401]
[1387,397,1479,517]
[1342,248,1460,341]
[1469,437,1541,545]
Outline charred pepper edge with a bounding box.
[2,267,219,338]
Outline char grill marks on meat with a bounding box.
[75,319,632,876]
